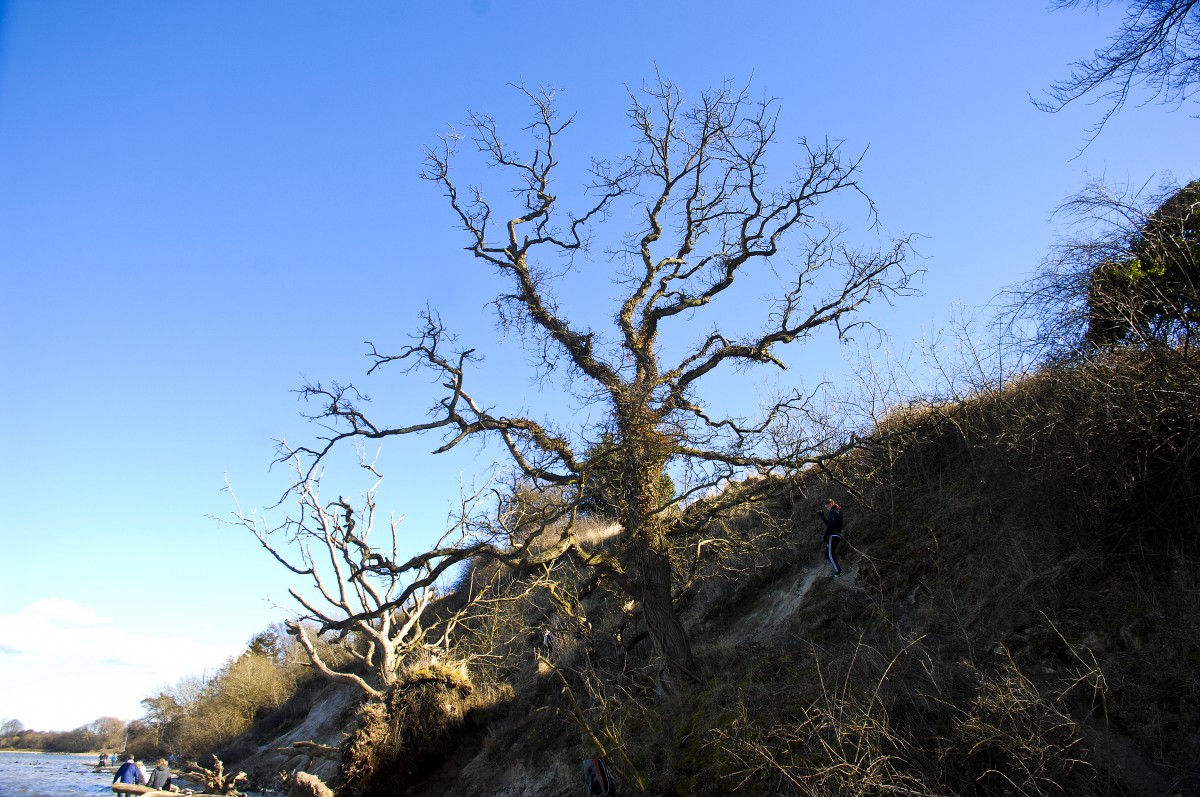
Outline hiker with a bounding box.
[817,498,845,577]
[583,757,616,795]
[146,758,173,791]
[112,755,140,786]
[135,760,149,785]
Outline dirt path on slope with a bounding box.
[736,561,860,643]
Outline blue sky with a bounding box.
[0,1,1194,731]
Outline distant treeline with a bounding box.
[0,717,123,754]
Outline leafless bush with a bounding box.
[185,755,249,796]
[949,655,1091,796]
[709,640,931,797]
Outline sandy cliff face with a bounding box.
[227,680,358,790]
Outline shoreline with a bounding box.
[0,750,94,755]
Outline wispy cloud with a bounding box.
[0,599,244,732]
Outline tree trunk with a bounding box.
[635,540,698,682]
[618,415,698,683]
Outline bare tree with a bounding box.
[231,455,568,700]
[85,717,126,751]
[231,459,480,700]
[285,77,915,684]
[1039,0,1200,136]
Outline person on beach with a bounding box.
[113,755,139,785]
[146,759,173,790]
[817,498,845,577]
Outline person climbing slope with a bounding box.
[817,498,845,577]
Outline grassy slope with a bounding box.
[230,348,1200,796]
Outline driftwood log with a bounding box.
[276,739,341,793]
[277,740,341,760]
[184,756,248,797]
[111,785,179,796]
[276,739,342,771]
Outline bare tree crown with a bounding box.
[292,78,914,499]
[266,77,914,683]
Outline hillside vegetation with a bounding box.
[212,346,1199,797]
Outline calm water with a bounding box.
[0,752,111,797]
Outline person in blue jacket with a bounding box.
[817,498,845,577]
[113,754,139,785]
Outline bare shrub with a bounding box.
[949,655,1091,796]
[708,640,931,797]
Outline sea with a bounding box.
[0,752,111,797]
[0,753,275,797]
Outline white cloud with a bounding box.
[0,599,245,731]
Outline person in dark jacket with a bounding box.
[146,759,173,790]
[817,499,845,577]
[112,755,139,785]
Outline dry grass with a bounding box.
[337,662,478,797]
